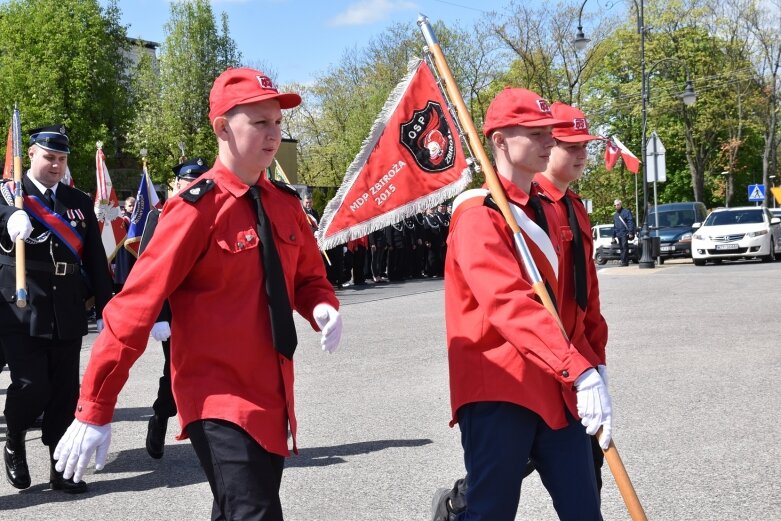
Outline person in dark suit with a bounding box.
[612,199,636,266]
[0,125,113,493]
[140,157,209,459]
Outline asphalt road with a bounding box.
[1,258,780,520]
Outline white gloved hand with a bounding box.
[597,364,608,388]
[96,319,104,333]
[574,368,613,450]
[151,321,171,342]
[312,303,342,354]
[53,419,112,483]
[7,210,33,242]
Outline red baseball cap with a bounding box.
[550,102,602,142]
[483,88,572,137]
[209,67,302,121]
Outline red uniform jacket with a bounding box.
[76,159,338,457]
[445,177,594,430]
[534,174,608,365]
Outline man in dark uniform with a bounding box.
[435,202,451,264]
[369,227,389,282]
[141,157,209,459]
[0,125,113,493]
[385,220,407,282]
[423,208,444,277]
[612,199,635,266]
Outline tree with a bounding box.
[126,0,240,184]
[0,0,131,189]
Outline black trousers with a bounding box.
[152,339,177,419]
[187,419,285,521]
[618,235,630,265]
[0,333,81,447]
[351,246,366,284]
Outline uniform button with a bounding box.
[561,370,569,378]
[289,234,296,241]
[77,405,82,412]
[52,286,57,290]
[54,243,59,248]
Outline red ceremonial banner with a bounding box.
[317,59,472,250]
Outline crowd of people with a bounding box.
[308,202,453,288]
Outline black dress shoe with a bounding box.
[146,415,168,459]
[4,441,31,489]
[49,463,87,494]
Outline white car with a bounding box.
[691,206,781,265]
[591,224,615,255]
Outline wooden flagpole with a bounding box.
[11,106,27,308]
[417,15,647,521]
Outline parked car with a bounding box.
[645,202,708,261]
[691,206,781,265]
[591,224,639,265]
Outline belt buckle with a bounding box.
[54,262,68,276]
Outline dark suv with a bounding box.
[645,202,708,261]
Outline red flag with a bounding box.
[606,136,640,174]
[62,165,75,187]
[3,124,12,180]
[317,59,472,250]
[93,147,126,260]
[604,137,620,171]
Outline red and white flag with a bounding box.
[93,147,126,260]
[62,166,75,187]
[605,136,640,174]
[316,59,472,250]
[3,124,12,180]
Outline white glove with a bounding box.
[151,321,171,342]
[574,368,613,450]
[96,319,104,333]
[7,210,33,242]
[313,303,342,354]
[597,364,608,388]
[53,419,112,483]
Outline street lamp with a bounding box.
[573,0,591,51]
[574,0,696,269]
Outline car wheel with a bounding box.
[659,257,665,265]
[595,250,607,265]
[713,259,722,265]
[761,238,776,263]
[693,258,706,266]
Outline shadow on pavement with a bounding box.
[286,438,433,468]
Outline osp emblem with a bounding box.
[400,101,457,173]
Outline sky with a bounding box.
[108,0,514,85]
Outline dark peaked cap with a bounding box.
[29,124,70,154]
[172,157,210,181]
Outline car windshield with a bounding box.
[646,209,696,228]
[703,209,764,226]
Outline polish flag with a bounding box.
[605,136,640,174]
[604,138,620,171]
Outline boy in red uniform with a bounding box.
[433,88,612,521]
[53,68,343,521]
[533,101,610,492]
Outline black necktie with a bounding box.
[247,185,297,359]
[526,194,557,309]
[563,195,588,310]
[43,189,54,208]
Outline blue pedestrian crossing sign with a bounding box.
[748,184,765,202]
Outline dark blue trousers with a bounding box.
[455,402,602,521]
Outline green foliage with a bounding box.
[125,0,240,185]
[0,0,130,190]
